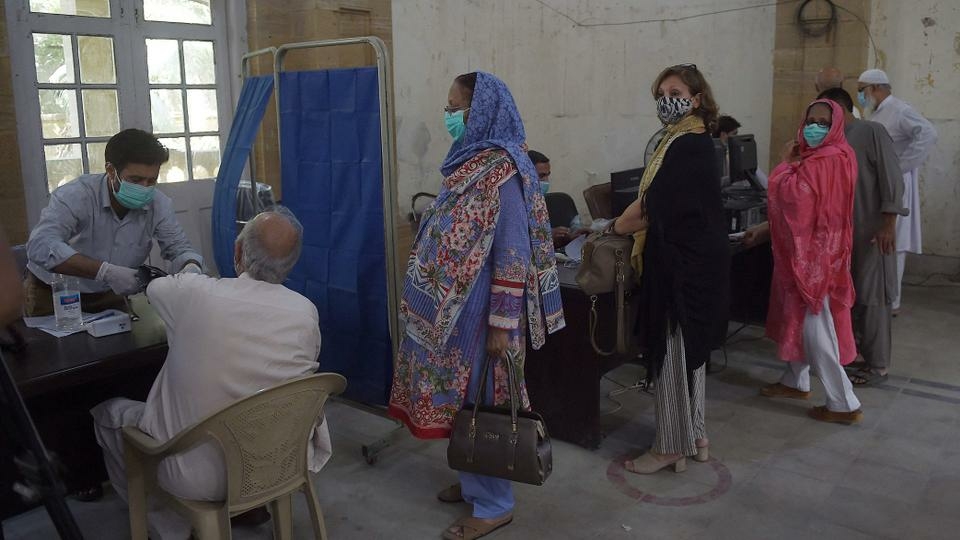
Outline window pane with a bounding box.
[45,143,83,192]
[33,33,75,84]
[143,0,211,25]
[150,89,184,134]
[186,90,218,132]
[30,0,110,18]
[78,36,116,84]
[190,136,220,179]
[82,90,119,137]
[157,137,188,183]
[146,39,181,84]
[39,89,80,138]
[183,41,215,84]
[86,141,107,174]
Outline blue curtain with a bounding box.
[211,75,275,277]
[279,67,393,405]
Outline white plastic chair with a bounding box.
[122,373,347,540]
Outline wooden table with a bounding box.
[0,297,168,519]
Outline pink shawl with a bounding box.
[766,99,858,364]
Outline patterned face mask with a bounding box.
[656,96,693,125]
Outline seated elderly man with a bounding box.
[91,208,327,539]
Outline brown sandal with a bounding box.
[442,515,513,540]
[437,483,464,503]
[808,405,863,425]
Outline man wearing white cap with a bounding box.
[857,68,937,314]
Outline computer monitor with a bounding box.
[610,167,643,192]
[610,168,643,216]
[728,134,758,182]
[713,138,731,188]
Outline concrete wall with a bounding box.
[870,0,960,270]
[392,0,776,220]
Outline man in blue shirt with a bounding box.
[25,129,202,316]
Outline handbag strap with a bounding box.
[466,347,522,465]
[588,247,626,356]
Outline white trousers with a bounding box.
[779,297,862,412]
[893,251,906,310]
[91,399,192,540]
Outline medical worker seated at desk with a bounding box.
[24,128,202,316]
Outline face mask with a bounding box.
[656,96,693,125]
[857,90,875,113]
[444,109,467,141]
[540,181,550,195]
[111,173,156,209]
[802,124,830,148]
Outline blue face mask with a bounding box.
[444,109,467,141]
[802,124,830,148]
[540,181,550,195]
[111,174,156,209]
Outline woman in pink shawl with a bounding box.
[760,99,863,424]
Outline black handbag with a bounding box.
[446,350,552,485]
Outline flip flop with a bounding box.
[849,369,888,387]
[443,515,513,540]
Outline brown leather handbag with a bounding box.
[576,230,639,356]
[447,350,552,485]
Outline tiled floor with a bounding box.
[4,284,959,539]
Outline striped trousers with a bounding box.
[652,326,706,456]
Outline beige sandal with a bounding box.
[442,515,513,540]
[437,483,464,503]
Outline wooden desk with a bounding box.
[0,297,168,519]
[7,298,167,398]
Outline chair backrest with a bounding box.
[583,183,613,220]
[163,373,347,509]
[544,192,579,228]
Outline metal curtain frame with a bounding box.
[274,37,400,365]
[239,46,280,216]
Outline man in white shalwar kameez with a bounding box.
[91,208,330,539]
[857,69,938,312]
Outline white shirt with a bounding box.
[869,95,938,173]
[140,272,324,501]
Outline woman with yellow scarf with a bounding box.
[613,64,729,474]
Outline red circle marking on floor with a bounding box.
[606,454,733,506]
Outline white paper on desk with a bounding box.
[23,311,117,338]
[564,234,588,262]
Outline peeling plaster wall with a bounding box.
[392,0,776,220]
[871,0,960,263]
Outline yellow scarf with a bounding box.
[631,114,706,279]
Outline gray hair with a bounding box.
[236,206,303,284]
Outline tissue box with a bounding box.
[85,310,133,337]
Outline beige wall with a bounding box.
[391,0,778,221]
[0,5,27,243]
[769,0,871,169]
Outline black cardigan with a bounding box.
[639,132,730,375]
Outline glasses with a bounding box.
[444,105,470,114]
[857,84,872,93]
[670,63,698,71]
[805,120,831,128]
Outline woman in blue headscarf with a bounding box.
[388,72,564,539]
